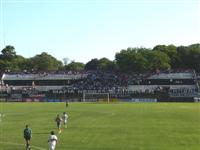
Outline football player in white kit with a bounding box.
[62,112,68,128]
[48,131,58,150]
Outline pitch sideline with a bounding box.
[0,141,47,150]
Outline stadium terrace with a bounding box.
[0,70,199,102]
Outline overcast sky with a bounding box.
[0,0,200,63]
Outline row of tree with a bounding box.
[0,43,200,73]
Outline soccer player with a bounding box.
[65,100,69,108]
[48,131,58,150]
[23,125,32,150]
[55,114,62,134]
[62,112,68,128]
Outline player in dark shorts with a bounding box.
[55,114,62,134]
[24,125,32,150]
[66,100,69,108]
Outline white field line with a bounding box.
[0,141,47,150]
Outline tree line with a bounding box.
[0,43,200,73]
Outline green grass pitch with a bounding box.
[0,102,200,150]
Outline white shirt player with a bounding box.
[63,113,68,126]
[48,134,58,150]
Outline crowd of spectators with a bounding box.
[0,69,199,99]
[169,87,198,97]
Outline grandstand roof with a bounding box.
[1,73,88,81]
[148,72,194,79]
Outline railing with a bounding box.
[148,73,194,79]
[2,73,88,80]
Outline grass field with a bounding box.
[0,102,200,150]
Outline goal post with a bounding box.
[82,92,110,102]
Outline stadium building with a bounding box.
[128,70,199,101]
[0,70,199,102]
[0,72,88,101]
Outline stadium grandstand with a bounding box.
[0,72,88,102]
[1,72,88,91]
[128,70,199,101]
[0,70,199,102]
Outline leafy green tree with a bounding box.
[115,48,149,73]
[1,43,200,73]
[65,61,85,71]
[13,58,35,72]
[1,45,16,60]
[98,57,118,71]
[115,47,170,73]
[85,58,99,70]
[30,52,63,71]
[0,60,11,72]
[176,44,200,71]
[153,44,179,68]
[147,51,170,70]
[0,45,27,71]
[115,49,136,73]
[176,46,188,68]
